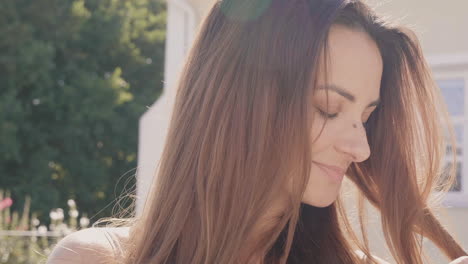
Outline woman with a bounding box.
[48,0,468,263]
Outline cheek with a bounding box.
[310,120,335,154]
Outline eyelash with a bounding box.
[316,108,370,127]
[317,109,338,119]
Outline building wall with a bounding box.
[136,0,196,214]
[365,0,468,56]
[137,0,468,262]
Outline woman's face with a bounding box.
[302,25,383,207]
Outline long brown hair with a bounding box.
[98,0,467,263]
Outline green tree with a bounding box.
[0,0,166,227]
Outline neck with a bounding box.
[243,202,327,264]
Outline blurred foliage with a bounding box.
[0,0,166,227]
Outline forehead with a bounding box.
[316,24,383,100]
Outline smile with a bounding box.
[312,161,346,183]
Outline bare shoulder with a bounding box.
[46,226,130,264]
[355,250,391,264]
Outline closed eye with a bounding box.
[316,108,338,119]
[316,108,376,127]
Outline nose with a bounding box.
[334,122,371,163]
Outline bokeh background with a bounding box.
[0,0,166,262]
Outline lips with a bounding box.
[312,161,346,183]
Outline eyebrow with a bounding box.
[317,84,380,108]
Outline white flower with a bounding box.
[69,209,79,218]
[79,217,90,228]
[38,225,48,235]
[49,211,59,221]
[56,208,64,220]
[32,218,40,227]
[67,199,76,207]
[32,98,41,105]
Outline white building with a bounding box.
[136,0,468,262]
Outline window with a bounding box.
[435,72,468,207]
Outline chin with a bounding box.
[302,195,338,208]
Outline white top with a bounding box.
[46,227,130,264]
